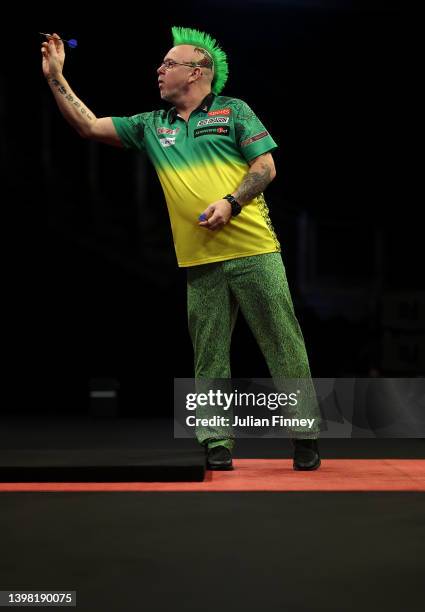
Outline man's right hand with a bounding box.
[41,35,122,147]
[41,33,65,79]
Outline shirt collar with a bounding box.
[167,92,216,124]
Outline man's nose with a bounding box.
[157,64,165,75]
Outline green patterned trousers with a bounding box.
[186,252,320,448]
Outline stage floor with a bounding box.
[1,417,424,611]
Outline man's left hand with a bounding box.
[198,199,232,231]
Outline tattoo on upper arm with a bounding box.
[234,162,272,204]
[49,77,93,121]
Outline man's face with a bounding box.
[157,45,199,102]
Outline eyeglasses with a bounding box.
[159,58,212,70]
[159,59,204,70]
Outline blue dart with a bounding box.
[39,32,78,48]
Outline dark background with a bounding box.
[2,0,423,416]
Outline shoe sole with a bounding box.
[293,459,321,471]
[207,464,234,471]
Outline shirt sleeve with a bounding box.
[234,100,278,162]
[111,114,147,151]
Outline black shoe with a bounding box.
[206,446,233,471]
[292,439,321,471]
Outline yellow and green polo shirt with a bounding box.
[111,93,280,267]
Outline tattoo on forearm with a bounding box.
[234,163,272,204]
[48,77,93,121]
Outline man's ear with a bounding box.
[189,67,202,83]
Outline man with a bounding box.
[41,26,321,471]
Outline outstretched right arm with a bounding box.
[41,33,122,147]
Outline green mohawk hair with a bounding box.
[171,26,229,95]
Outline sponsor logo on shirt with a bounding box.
[240,131,269,147]
[208,108,231,116]
[194,126,230,138]
[196,117,230,127]
[160,137,176,147]
[157,127,180,135]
